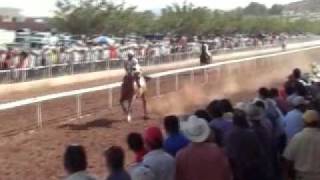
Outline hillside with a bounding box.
[285,0,320,13]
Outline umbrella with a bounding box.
[93,36,115,45]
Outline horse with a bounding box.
[200,44,212,65]
[120,69,149,122]
[281,41,287,51]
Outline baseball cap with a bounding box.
[143,127,163,145]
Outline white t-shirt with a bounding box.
[125,58,139,74]
[283,128,320,179]
[142,149,175,180]
[65,171,96,180]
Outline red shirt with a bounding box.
[135,149,147,163]
[176,143,232,180]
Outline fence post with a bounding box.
[106,59,110,70]
[190,70,195,82]
[156,77,161,97]
[175,73,179,91]
[76,94,82,119]
[48,65,52,78]
[108,88,113,108]
[204,69,209,84]
[36,102,43,128]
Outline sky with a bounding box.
[0,0,299,17]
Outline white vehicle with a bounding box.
[0,29,15,45]
[29,32,52,49]
[15,30,31,48]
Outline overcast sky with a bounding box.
[0,0,299,17]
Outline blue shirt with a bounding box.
[283,109,304,141]
[164,132,189,156]
[209,118,233,145]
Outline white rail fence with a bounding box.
[0,44,320,130]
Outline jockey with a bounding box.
[200,43,211,65]
[124,50,141,88]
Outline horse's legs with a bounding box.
[120,99,127,114]
[141,93,149,120]
[127,96,135,123]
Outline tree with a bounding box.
[50,0,320,36]
[269,4,284,15]
[243,2,268,16]
[51,0,138,35]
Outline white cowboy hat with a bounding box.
[246,104,264,121]
[180,115,210,143]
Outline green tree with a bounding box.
[269,4,284,15]
[243,2,268,16]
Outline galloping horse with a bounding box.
[200,43,212,65]
[120,65,149,122]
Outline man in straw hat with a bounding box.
[283,110,320,180]
[176,115,232,180]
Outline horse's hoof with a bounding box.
[127,115,132,123]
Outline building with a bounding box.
[0,7,50,31]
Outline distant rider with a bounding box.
[279,33,287,50]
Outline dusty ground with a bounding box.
[0,46,319,180]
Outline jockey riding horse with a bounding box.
[120,50,148,122]
[200,43,212,65]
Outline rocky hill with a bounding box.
[285,0,320,13]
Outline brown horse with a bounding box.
[120,73,148,122]
[200,44,212,65]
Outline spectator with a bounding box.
[127,132,147,163]
[220,99,234,118]
[246,104,275,180]
[176,115,232,180]
[16,51,29,69]
[195,109,223,146]
[143,126,175,180]
[2,47,14,69]
[163,115,189,157]
[105,146,131,180]
[283,96,308,141]
[283,110,320,180]
[64,145,96,180]
[194,109,212,123]
[207,100,233,145]
[225,110,270,180]
[270,88,289,115]
[129,165,155,180]
[254,100,274,136]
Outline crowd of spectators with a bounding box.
[62,67,320,180]
[0,33,295,70]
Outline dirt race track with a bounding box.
[1,47,320,179]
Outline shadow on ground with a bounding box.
[58,118,116,130]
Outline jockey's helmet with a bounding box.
[127,50,135,58]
